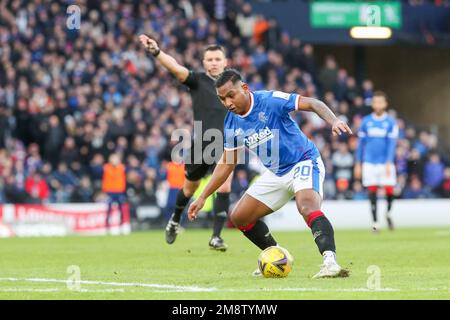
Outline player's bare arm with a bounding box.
[139,34,189,82]
[297,96,353,137]
[354,163,362,180]
[188,149,238,221]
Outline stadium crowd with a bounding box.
[0,0,449,218]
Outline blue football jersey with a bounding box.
[223,90,320,176]
[355,113,398,164]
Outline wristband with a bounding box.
[152,48,161,57]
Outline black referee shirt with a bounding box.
[183,70,228,136]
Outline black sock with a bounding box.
[172,189,191,223]
[241,220,277,250]
[386,194,394,214]
[310,216,336,255]
[369,191,378,223]
[212,192,229,237]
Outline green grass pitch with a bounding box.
[0,227,449,299]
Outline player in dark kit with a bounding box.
[139,35,232,251]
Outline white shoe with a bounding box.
[312,251,348,279]
[252,268,262,277]
[120,224,131,235]
[372,222,380,233]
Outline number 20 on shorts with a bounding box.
[293,164,311,179]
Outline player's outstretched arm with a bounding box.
[188,149,238,221]
[139,34,189,82]
[297,96,353,137]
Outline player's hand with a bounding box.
[139,34,160,56]
[354,163,362,180]
[331,119,353,136]
[188,197,206,221]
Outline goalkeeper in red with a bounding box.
[188,69,351,278]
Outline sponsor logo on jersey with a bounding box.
[367,127,388,138]
[244,126,274,149]
[272,91,290,100]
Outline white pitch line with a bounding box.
[0,288,125,293]
[0,277,400,293]
[434,231,450,237]
[0,277,216,292]
[149,287,400,293]
[1,278,448,294]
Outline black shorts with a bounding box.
[185,162,216,181]
[183,140,223,181]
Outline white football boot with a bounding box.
[372,222,380,233]
[252,268,262,277]
[312,251,348,279]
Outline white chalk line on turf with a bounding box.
[0,277,215,292]
[0,278,448,294]
[0,277,400,293]
[0,288,125,293]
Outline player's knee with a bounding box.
[183,183,199,197]
[297,198,320,218]
[229,210,248,227]
[217,185,231,193]
[183,188,195,198]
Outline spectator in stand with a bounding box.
[318,55,338,94]
[436,167,450,198]
[413,131,431,157]
[423,152,445,193]
[407,148,425,180]
[0,106,10,149]
[235,3,256,44]
[24,170,49,203]
[402,174,432,199]
[71,176,94,203]
[42,115,65,167]
[332,141,354,184]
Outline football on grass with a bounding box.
[257,246,293,278]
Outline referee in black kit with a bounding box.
[139,34,232,251]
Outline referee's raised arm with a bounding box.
[139,34,189,83]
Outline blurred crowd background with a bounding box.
[1,0,449,219]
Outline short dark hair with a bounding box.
[215,68,243,88]
[373,90,388,100]
[202,44,226,59]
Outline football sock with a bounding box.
[239,220,277,250]
[306,211,336,255]
[385,186,394,217]
[368,188,378,223]
[212,192,229,237]
[172,189,191,223]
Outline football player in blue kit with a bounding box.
[188,69,352,278]
[354,91,398,232]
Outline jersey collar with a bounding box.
[238,92,254,118]
[371,112,387,120]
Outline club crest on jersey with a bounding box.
[258,112,268,123]
[244,126,274,149]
